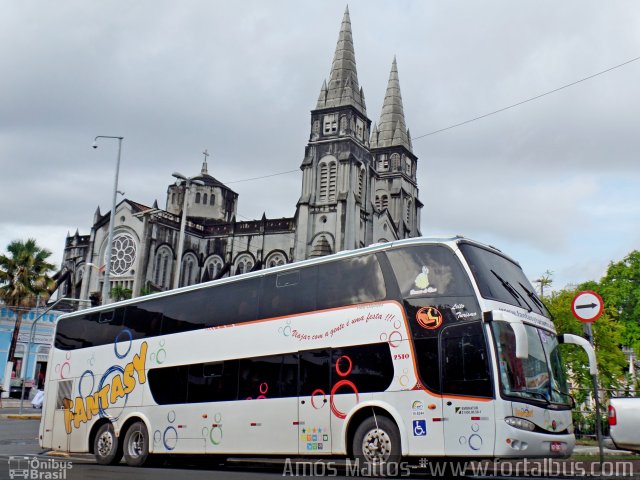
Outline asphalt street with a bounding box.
[0,416,638,480]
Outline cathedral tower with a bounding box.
[370,57,422,239]
[294,7,375,260]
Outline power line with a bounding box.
[411,55,640,141]
[225,169,299,184]
[218,55,640,185]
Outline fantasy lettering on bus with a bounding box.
[63,342,148,434]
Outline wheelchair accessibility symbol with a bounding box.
[413,419,427,436]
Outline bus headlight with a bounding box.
[505,416,536,432]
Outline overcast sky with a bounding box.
[1,1,639,292]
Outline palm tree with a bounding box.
[0,239,55,373]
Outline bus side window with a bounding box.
[316,255,386,310]
[259,267,317,320]
[413,337,441,393]
[188,360,239,403]
[238,354,298,400]
[441,322,493,398]
[331,343,394,393]
[385,245,473,298]
[124,304,163,339]
[148,365,189,405]
[299,350,330,397]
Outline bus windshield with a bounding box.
[492,321,571,406]
[459,243,549,317]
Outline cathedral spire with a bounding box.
[316,6,366,115]
[375,56,411,152]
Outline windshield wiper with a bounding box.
[522,389,550,405]
[490,270,532,312]
[518,282,546,313]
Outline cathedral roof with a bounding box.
[190,158,237,194]
[371,57,412,152]
[316,6,367,115]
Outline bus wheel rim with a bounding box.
[128,430,144,458]
[362,428,391,463]
[97,431,113,457]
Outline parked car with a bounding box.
[608,397,640,453]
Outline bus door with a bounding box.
[298,349,332,454]
[440,322,495,456]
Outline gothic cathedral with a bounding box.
[60,7,422,302]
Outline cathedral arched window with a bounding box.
[203,193,208,205]
[195,192,201,204]
[235,254,254,276]
[405,158,412,176]
[204,255,223,281]
[328,162,337,201]
[357,167,365,200]
[265,252,287,268]
[210,194,215,206]
[381,195,389,210]
[375,195,381,210]
[319,163,328,201]
[390,153,401,171]
[378,155,389,172]
[180,253,198,287]
[153,246,173,290]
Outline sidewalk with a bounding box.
[0,397,42,419]
[573,444,634,456]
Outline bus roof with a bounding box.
[55,235,508,319]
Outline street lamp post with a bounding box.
[172,172,204,289]
[92,136,124,304]
[18,298,91,414]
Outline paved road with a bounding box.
[1,417,638,480]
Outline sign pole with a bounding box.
[572,291,605,467]
[584,322,604,465]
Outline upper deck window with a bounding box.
[385,245,473,298]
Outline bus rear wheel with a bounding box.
[123,421,151,467]
[353,415,401,470]
[94,423,122,465]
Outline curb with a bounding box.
[0,414,42,420]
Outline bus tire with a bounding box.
[122,421,151,467]
[94,423,122,465]
[352,415,402,470]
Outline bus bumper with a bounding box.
[495,428,575,458]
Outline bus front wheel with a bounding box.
[123,421,151,467]
[94,423,122,465]
[353,415,401,469]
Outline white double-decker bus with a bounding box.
[40,236,595,468]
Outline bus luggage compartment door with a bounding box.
[298,350,332,454]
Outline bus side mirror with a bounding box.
[559,334,598,375]
[484,310,529,359]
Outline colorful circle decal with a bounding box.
[311,389,327,409]
[416,307,443,330]
[114,328,133,359]
[330,380,359,419]
[335,356,353,377]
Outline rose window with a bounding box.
[107,233,137,276]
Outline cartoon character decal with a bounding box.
[410,266,438,295]
[416,307,443,330]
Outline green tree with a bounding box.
[545,284,627,404]
[110,285,132,302]
[598,251,640,356]
[0,239,55,368]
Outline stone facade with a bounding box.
[59,7,422,303]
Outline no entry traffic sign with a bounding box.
[571,290,604,323]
